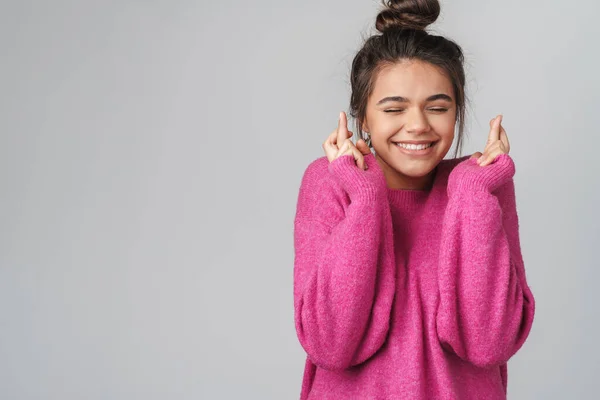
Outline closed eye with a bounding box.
[384,108,449,113]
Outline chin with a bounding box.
[375,145,449,180]
[394,163,436,178]
[388,155,440,176]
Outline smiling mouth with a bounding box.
[393,141,437,151]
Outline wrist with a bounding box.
[448,153,515,195]
[328,154,387,201]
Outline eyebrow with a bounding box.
[376,94,454,105]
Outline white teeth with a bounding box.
[396,142,433,150]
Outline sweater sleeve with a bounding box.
[436,154,535,368]
[293,153,396,371]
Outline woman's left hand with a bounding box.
[471,115,510,166]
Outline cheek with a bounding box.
[432,119,456,139]
[372,116,401,136]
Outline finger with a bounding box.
[486,128,509,154]
[470,151,483,159]
[336,111,349,148]
[487,114,502,144]
[324,128,338,148]
[477,143,494,165]
[477,150,490,166]
[337,139,366,170]
[336,138,355,157]
[356,139,371,156]
[499,124,510,153]
[478,148,502,166]
[323,139,338,162]
[353,147,366,170]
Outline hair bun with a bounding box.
[375,0,440,33]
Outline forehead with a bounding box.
[371,60,453,100]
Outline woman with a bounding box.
[292,0,535,398]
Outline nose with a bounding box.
[405,108,430,134]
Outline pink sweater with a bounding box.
[293,152,535,399]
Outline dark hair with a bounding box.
[350,0,467,158]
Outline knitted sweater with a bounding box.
[293,152,535,399]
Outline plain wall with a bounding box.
[1,0,598,398]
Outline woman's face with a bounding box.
[363,59,457,190]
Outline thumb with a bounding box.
[487,115,502,144]
[356,139,371,155]
[470,151,483,159]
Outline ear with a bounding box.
[361,119,370,134]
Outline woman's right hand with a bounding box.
[323,111,371,170]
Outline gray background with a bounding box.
[1,0,598,399]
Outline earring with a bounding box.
[363,132,372,148]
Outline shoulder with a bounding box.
[295,156,349,226]
[299,155,330,186]
[297,156,337,201]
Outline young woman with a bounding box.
[292,0,535,398]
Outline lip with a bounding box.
[392,140,437,144]
[393,140,438,156]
